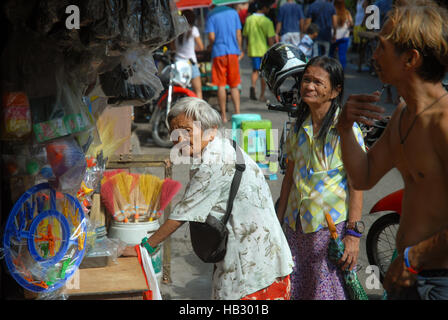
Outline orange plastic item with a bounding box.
[325,213,339,240]
[1,92,32,139]
[34,224,61,257]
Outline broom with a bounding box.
[148,177,164,221]
[101,178,122,221]
[128,173,142,222]
[150,178,182,221]
[139,174,163,221]
[108,173,132,222]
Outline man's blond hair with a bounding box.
[382,0,448,81]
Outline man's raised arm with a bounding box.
[337,93,394,190]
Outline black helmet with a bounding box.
[260,42,308,105]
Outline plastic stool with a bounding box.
[231,114,262,144]
[241,120,273,163]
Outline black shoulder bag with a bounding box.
[189,139,246,263]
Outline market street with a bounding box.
[133,50,404,300]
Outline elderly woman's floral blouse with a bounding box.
[169,135,293,300]
[284,115,366,234]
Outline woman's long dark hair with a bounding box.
[178,10,196,44]
[294,56,345,142]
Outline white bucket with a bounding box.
[109,220,163,281]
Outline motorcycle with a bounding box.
[134,49,197,147]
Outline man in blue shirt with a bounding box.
[206,5,243,123]
[374,0,393,27]
[275,0,305,46]
[304,0,336,57]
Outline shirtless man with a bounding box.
[336,0,448,299]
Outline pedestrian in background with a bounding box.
[243,0,276,102]
[298,23,320,60]
[304,0,336,57]
[330,0,353,70]
[352,0,369,52]
[174,10,205,99]
[275,0,305,46]
[206,5,244,123]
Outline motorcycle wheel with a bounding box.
[151,92,191,148]
[366,212,400,283]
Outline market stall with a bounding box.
[0,0,186,300]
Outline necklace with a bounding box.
[399,92,448,144]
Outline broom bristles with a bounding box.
[159,179,182,211]
[100,179,117,217]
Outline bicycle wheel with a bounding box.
[366,212,400,283]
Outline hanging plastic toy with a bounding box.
[2,183,87,293]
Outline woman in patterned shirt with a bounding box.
[276,56,365,299]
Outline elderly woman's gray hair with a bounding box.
[168,97,222,129]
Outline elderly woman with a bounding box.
[275,56,365,299]
[130,97,293,300]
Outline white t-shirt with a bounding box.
[169,135,294,300]
[175,26,200,64]
[335,20,350,40]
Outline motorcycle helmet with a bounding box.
[260,42,308,105]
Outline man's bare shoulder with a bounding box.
[377,100,406,144]
[429,97,448,160]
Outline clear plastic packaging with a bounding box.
[2,183,88,294]
[29,68,95,144]
[98,48,163,106]
[1,92,32,140]
[45,136,87,194]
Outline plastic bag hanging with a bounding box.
[98,48,163,106]
[29,67,95,143]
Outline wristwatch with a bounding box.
[346,221,365,235]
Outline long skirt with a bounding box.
[285,221,348,300]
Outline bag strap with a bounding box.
[223,139,246,225]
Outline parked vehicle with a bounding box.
[366,190,402,282]
[134,49,197,147]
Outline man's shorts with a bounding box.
[212,54,241,88]
[251,57,262,71]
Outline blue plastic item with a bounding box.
[2,183,87,293]
[231,114,262,144]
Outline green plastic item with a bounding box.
[26,160,40,176]
[231,114,262,144]
[59,258,72,280]
[241,120,273,162]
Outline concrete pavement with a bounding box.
[133,51,404,300]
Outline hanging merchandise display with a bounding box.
[1,0,190,299]
[2,183,87,293]
[1,92,32,141]
[98,49,164,107]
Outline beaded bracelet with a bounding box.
[404,246,420,275]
